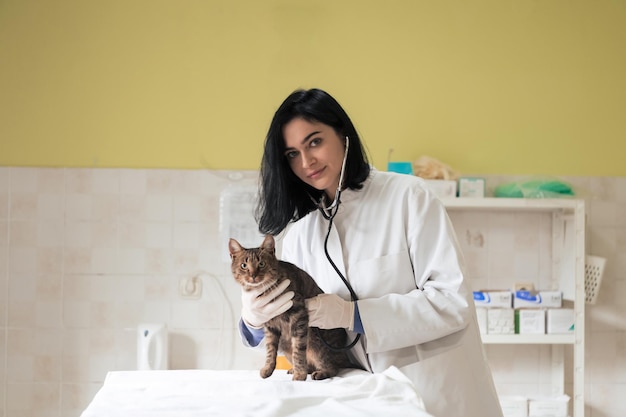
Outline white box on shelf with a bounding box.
[528,395,569,417]
[499,396,528,417]
[476,307,487,334]
[513,290,562,308]
[547,308,575,334]
[458,177,485,197]
[423,179,457,198]
[487,308,515,334]
[474,290,513,308]
[517,309,546,334]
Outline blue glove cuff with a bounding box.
[353,301,364,334]
[239,318,266,347]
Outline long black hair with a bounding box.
[256,88,371,236]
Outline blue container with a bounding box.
[387,161,414,175]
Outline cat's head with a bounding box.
[228,235,278,289]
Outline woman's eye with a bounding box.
[285,150,298,159]
[259,261,266,268]
[240,263,247,270]
[310,137,322,147]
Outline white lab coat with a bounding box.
[281,169,503,417]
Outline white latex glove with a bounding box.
[241,279,294,329]
[306,293,354,330]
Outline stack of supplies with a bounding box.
[473,287,574,335]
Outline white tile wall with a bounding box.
[0,168,624,417]
[0,167,266,417]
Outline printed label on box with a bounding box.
[513,291,562,308]
[488,308,515,334]
[547,308,575,334]
[458,177,486,198]
[516,309,546,334]
[474,291,513,308]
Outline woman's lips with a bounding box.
[308,167,325,180]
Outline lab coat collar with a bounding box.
[338,167,377,205]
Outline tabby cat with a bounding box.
[229,234,354,381]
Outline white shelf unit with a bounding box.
[441,197,585,417]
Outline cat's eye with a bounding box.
[240,263,247,270]
[259,261,266,268]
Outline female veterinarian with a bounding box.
[239,88,503,417]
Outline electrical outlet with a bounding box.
[179,275,202,299]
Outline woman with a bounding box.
[239,88,503,417]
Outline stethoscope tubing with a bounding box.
[315,193,361,352]
[310,136,360,352]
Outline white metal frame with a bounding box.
[442,198,585,417]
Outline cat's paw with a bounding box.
[291,371,307,381]
[286,368,294,374]
[260,366,275,379]
[311,370,335,380]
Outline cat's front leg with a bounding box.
[260,327,279,379]
[289,314,309,381]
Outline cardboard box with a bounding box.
[516,309,546,334]
[499,396,528,417]
[547,308,575,334]
[474,291,513,308]
[513,290,562,308]
[528,395,569,417]
[458,177,486,197]
[488,308,515,334]
[423,180,457,198]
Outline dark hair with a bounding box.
[256,88,371,235]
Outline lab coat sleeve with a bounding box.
[357,187,472,353]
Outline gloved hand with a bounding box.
[241,279,294,329]
[306,293,354,330]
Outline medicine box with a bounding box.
[499,396,528,417]
[547,308,575,334]
[423,180,457,199]
[458,177,486,197]
[528,395,569,417]
[475,308,487,334]
[513,290,562,308]
[516,309,546,334]
[487,308,515,334]
[474,291,513,308]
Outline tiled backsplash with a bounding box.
[0,167,625,417]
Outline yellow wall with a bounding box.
[1,0,625,176]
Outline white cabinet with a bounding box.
[441,198,585,417]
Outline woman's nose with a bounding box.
[300,151,315,168]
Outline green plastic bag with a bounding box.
[494,179,574,198]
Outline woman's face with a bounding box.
[282,117,347,199]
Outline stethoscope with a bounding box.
[312,137,362,352]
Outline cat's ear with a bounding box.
[261,234,275,254]
[228,238,243,257]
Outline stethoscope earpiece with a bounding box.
[318,135,350,218]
